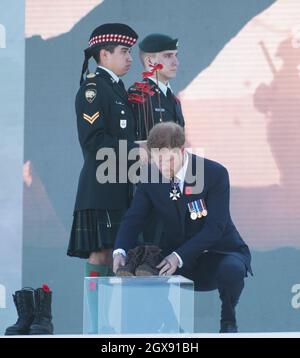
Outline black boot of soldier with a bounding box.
[5,288,35,335]
[29,285,54,335]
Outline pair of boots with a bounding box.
[116,245,163,277]
[5,285,53,335]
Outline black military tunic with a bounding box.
[68,67,138,257]
[74,67,138,210]
[128,78,185,140]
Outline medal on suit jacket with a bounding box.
[194,200,202,218]
[170,187,180,201]
[187,199,208,220]
[199,199,208,216]
[170,179,180,201]
[188,202,197,220]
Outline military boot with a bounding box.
[135,245,163,276]
[5,288,35,335]
[116,246,145,276]
[219,320,238,333]
[29,285,54,335]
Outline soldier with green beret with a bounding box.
[129,33,185,140]
[128,33,185,248]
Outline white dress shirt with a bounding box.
[148,77,172,97]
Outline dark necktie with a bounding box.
[166,87,181,124]
[118,79,126,91]
[115,79,127,97]
[166,87,173,101]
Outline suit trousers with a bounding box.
[178,252,247,323]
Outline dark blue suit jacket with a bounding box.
[115,154,251,273]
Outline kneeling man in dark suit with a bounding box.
[113,122,252,333]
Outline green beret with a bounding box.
[139,33,178,53]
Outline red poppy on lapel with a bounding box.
[185,186,193,195]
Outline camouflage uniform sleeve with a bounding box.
[75,78,119,152]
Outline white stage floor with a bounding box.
[2,332,300,338]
